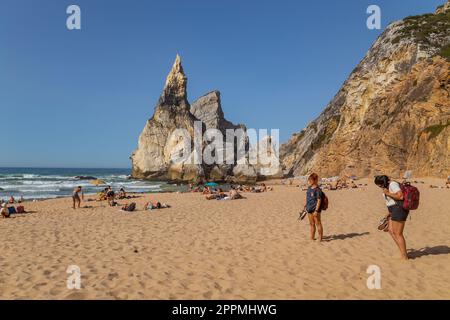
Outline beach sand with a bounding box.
[0,178,449,300]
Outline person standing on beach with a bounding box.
[304,173,324,242]
[72,186,84,209]
[374,175,409,260]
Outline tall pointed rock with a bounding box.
[159,54,189,108]
[131,55,204,182]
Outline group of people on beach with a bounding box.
[0,171,434,261]
[301,172,414,260]
[71,185,170,213]
[1,197,27,218]
[189,182,273,201]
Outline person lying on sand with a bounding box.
[374,175,409,260]
[72,186,84,209]
[202,186,212,195]
[121,202,136,212]
[303,173,325,242]
[145,202,170,210]
[206,191,225,200]
[229,188,243,200]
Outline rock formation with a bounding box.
[131,55,204,182]
[190,91,247,182]
[132,56,277,183]
[281,2,450,178]
[190,91,242,132]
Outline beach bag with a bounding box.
[16,206,26,214]
[320,189,329,211]
[400,182,420,210]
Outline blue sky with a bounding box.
[0,0,444,168]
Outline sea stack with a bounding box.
[131,56,282,183]
[281,2,450,178]
[131,55,204,182]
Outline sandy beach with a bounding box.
[0,178,449,300]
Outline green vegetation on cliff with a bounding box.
[397,11,450,60]
[424,121,450,140]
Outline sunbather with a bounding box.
[203,186,212,195]
[229,188,243,200]
[145,201,170,210]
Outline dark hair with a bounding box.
[308,173,319,184]
[78,186,82,189]
[374,175,390,188]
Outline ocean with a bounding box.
[0,168,185,201]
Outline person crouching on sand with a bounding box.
[304,173,324,242]
[374,175,409,260]
[72,186,84,209]
[1,203,10,218]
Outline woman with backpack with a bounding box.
[374,175,409,260]
[304,173,325,242]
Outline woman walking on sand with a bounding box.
[72,186,84,209]
[304,173,325,242]
[375,175,409,260]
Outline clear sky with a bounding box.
[1,0,444,168]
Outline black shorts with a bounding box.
[388,205,409,222]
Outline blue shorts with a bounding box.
[388,205,409,222]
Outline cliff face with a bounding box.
[281,2,450,178]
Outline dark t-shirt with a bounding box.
[306,187,322,213]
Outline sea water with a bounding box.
[0,168,185,201]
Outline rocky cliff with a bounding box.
[281,2,450,178]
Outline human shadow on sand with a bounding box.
[408,246,450,260]
[322,232,370,242]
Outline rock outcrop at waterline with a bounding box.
[131,55,277,183]
[281,1,450,178]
